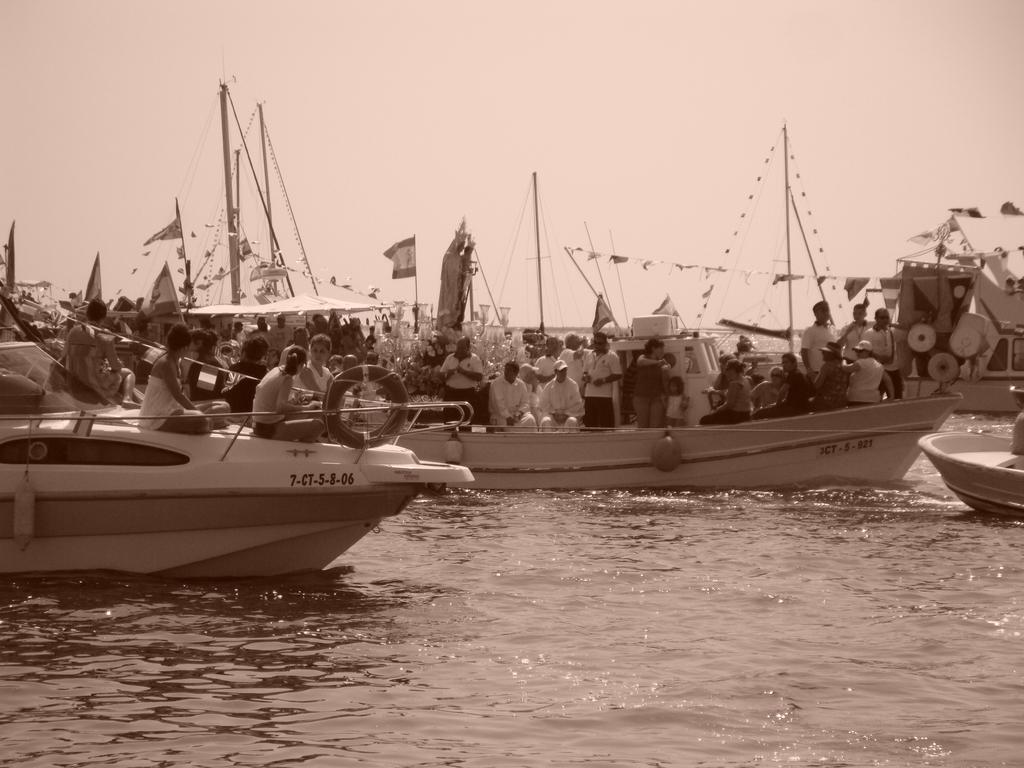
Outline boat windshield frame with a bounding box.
[0,342,116,415]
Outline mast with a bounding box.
[783,123,794,353]
[220,83,241,304]
[258,103,273,236]
[533,171,544,334]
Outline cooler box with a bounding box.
[632,315,675,337]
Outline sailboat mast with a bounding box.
[533,171,544,334]
[258,104,273,234]
[783,123,794,353]
[220,83,241,304]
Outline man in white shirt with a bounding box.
[558,333,587,390]
[489,361,536,430]
[539,360,584,431]
[441,336,485,421]
[862,307,904,399]
[837,302,869,363]
[800,300,835,378]
[534,336,561,385]
[582,331,622,429]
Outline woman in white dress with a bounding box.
[138,324,211,434]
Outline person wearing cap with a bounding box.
[581,331,622,428]
[538,359,584,431]
[752,352,813,420]
[809,341,848,411]
[843,339,893,405]
[489,360,537,431]
[800,300,835,379]
[632,338,670,428]
[862,307,904,399]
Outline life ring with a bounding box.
[949,312,988,358]
[927,352,959,384]
[324,365,409,448]
[908,323,936,353]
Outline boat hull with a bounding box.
[918,432,1024,518]
[0,421,472,577]
[398,394,961,490]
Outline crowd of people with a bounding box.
[40,295,910,442]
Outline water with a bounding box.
[2,414,1021,767]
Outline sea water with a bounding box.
[1,413,1020,767]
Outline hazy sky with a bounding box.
[3,0,1022,330]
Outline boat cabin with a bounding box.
[609,315,720,426]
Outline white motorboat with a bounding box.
[918,431,1024,518]
[0,342,473,577]
[398,328,962,490]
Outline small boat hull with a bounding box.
[918,432,1024,518]
[399,394,961,490]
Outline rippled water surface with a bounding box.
[2,415,1022,767]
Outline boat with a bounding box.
[397,322,961,490]
[0,340,473,577]
[898,207,1024,413]
[918,431,1024,518]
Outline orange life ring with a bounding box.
[324,365,409,448]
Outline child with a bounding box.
[666,376,689,427]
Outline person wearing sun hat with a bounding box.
[810,341,848,411]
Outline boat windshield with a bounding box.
[0,343,113,414]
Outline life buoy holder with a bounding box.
[324,365,409,449]
[908,323,936,353]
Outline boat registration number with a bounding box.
[819,438,873,457]
[289,472,357,487]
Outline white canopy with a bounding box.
[189,292,386,317]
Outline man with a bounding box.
[837,302,869,363]
[538,360,584,431]
[440,335,484,414]
[862,307,904,399]
[800,300,835,379]
[559,333,586,389]
[582,331,622,429]
[489,361,536,430]
[266,314,290,363]
[752,352,812,419]
[534,336,561,385]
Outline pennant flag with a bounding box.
[592,294,613,334]
[772,274,803,285]
[1001,201,1024,216]
[652,294,679,317]
[4,220,14,291]
[609,254,628,264]
[383,236,416,279]
[143,214,183,246]
[141,262,181,318]
[879,277,901,311]
[701,286,713,300]
[239,237,255,261]
[948,207,983,218]
[85,252,102,302]
[844,277,870,301]
[195,364,221,392]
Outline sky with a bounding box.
[3,0,1023,331]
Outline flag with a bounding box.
[592,294,613,334]
[85,252,102,302]
[1001,201,1024,216]
[609,254,628,264]
[239,237,254,261]
[879,276,901,311]
[4,221,13,291]
[948,207,983,218]
[141,262,181,318]
[383,235,416,279]
[652,294,679,317]
[844,277,870,301]
[143,216,183,246]
[701,286,713,300]
[772,274,803,285]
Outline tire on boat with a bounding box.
[651,432,682,472]
[908,323,936,353]
[324,365,409,449]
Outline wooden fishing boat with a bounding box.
[918,430,1024,518]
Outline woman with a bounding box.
[298,332,334,398]
[844,339,892,405]
[632,338,670,428]
[810,342,848,411]
[65,298,136,403]
[252,346,325,442]
[699,358,752,425]
[138,324,212,434]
